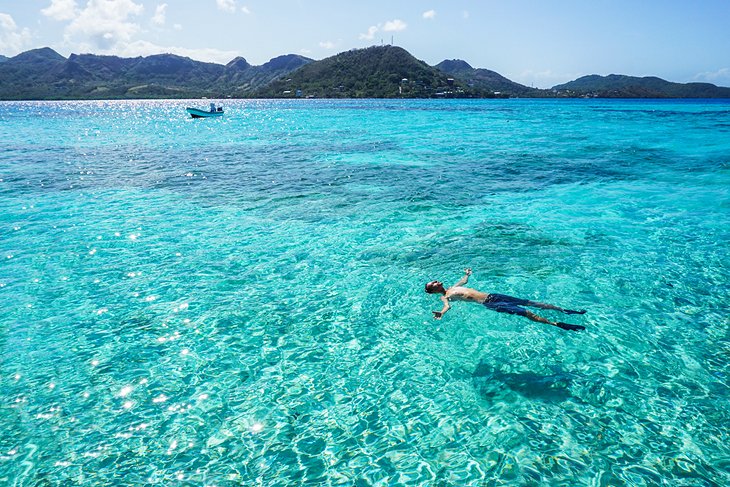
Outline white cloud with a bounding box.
[152,3,167,26]
[319,41,335,49]
[462,10,470,19]
[694,68,730,86]
[216,0,236,13]
[241,6,251,14]
[360,19,407,41]
[41,0,79,21]
[359,25,378,41]
[382,19,407,32]
[113,39,238,64]
[32,1,252,64]
[422,10,436,20]
[0,13,33,55]
[30,1,240,63]
[65,0,144,50]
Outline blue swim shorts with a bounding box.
[482,293,529,316]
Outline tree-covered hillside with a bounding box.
[2,46,729,100]
[553,74,730,98]
[255,46,487,98]
[435,59,544,97]
[0,48,311,100]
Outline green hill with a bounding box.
[435,59,544,97]
[255,46,486,98]
[3,46,729,100]
[0,48,68,99]
[553,74,730,98]
[0,48,311,100]
[219,54,312,95]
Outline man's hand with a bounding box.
[432,311,443,320]
[464,268,472,276]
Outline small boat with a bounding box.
[186,102,224,118]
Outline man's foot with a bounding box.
[556,322,586,331]
[564,309,586,315]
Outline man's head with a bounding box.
[425,280,445,294]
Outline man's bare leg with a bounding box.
[523,310,585,331]
[525,300,586,315]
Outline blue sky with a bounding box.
[1,0,729,88]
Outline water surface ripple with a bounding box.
[1,99,728,486]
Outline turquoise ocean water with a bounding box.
[0,99,728,485]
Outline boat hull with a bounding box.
[186,107,224,118]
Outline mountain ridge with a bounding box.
[435,59,544,97]
[254,46,485,98]
[553,74,730,98]
[1,46,728,100]
[0,47,312,100]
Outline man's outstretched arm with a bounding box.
[432,295,450,320]
[452,268,472,287]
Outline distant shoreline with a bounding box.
[2,97,730,103]
[2,46,729,101]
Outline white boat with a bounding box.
[186,102,224,118]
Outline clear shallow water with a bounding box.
[0,98,728,485]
